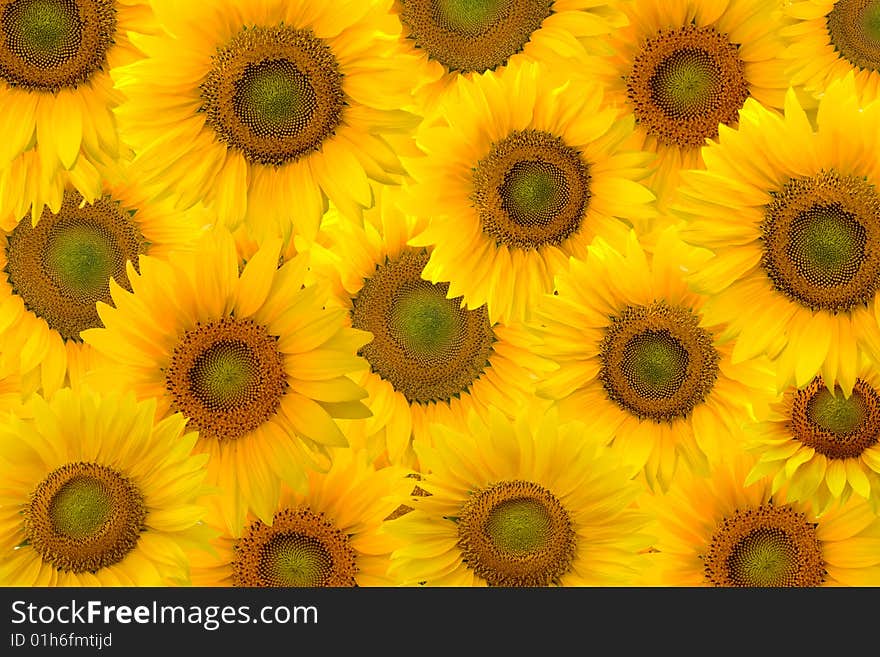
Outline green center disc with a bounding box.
[828,0,880,70]
[260,533,333,587]
[808,386,866,434]
[499,160,569,227]
[233,59,317,138]
[49,475,112,540]
[787,205,866,286]
[486,498,552,555]
[435,0,509,36]
[651,48,720,117]
[728,528,797,587]
[190,340,260,409]
[621,330,690,399]
[44,222,116,299]
[389,282,462,358]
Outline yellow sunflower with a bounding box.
[0,166,208,397]
[531,229,775,491]
[782,0,880,103]
[80,227,372,532]
[406,58,656,324]
[676,74,880,396]
[387,405,653,586]
[191,448,411,587]
[0,387,212,586]
[642,454,880,586]
[310,186,554,467]
[745,367,880,515]
[595,0,790,206]
[391,0,628,111]
[0,0,155,223]
[113,0,416,242]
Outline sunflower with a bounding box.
[80,227,372,532]
[387,405,653,586]
[676,74,880,396]
[782,0,880,103]
[391,0,628,111]
[745,367,880,515]
[406,58,656,325]
[0,166,208,398]
[530,229,775,491]
[310,186,553,467]
[190,448,411,587]
[113,0,417,243]
[642,454,880,586]
[0,387,212,586]
[594,0,790,206]
[0,0,156,224]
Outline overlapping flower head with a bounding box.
[528,229,774,490]
[592,0,790,208]
[745,364,880,514]
[113,0,417,242]
[80,227,372,530]
[406,57,656,324]
[676,74,880,395]
[0,0,157,223]
[310,186,552,466]
[391,0,628,110]
[388,405,654,586]
[641,454,880,586]
[191,447,411,587]
[0,160,209,397]
[782,0,880,102]
[0,388,212,586]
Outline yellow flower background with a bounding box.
[3,0,880,588]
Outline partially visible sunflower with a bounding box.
[391,0,628,111]
[387,405,654,586]
[642,454,880,586]
[406,58,656,324]
[81,228,372,531]
[745,368,880,514]
[0,388,212,586]
[191,448,411,587]
[0,165,208,397]
[0,0,156,223]
[310,186,552,466]
[113,0,417,242]
[676,74,880,396]
[594,0,790,206]
[782,0,880,103]
[530,230,775,491]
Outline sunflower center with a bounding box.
[761,170,880,313]
[389,283,460,357]
[621,331,689,398]
[599,302,719,422]
[165,317,287,441]
[789,376,880,459]
[201,24,344,167]
[397,0,553,73]
[3,190,146,342]
[25,462,146,573]
[485,498,552,554]
[351,249,495,404]
[472,130,591,249]
[232,508,358,587]
[0,0,116,90]
[702,504,826,587]
[827,0,880,71]
[457,480,576,587]
[627,25,750,148]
